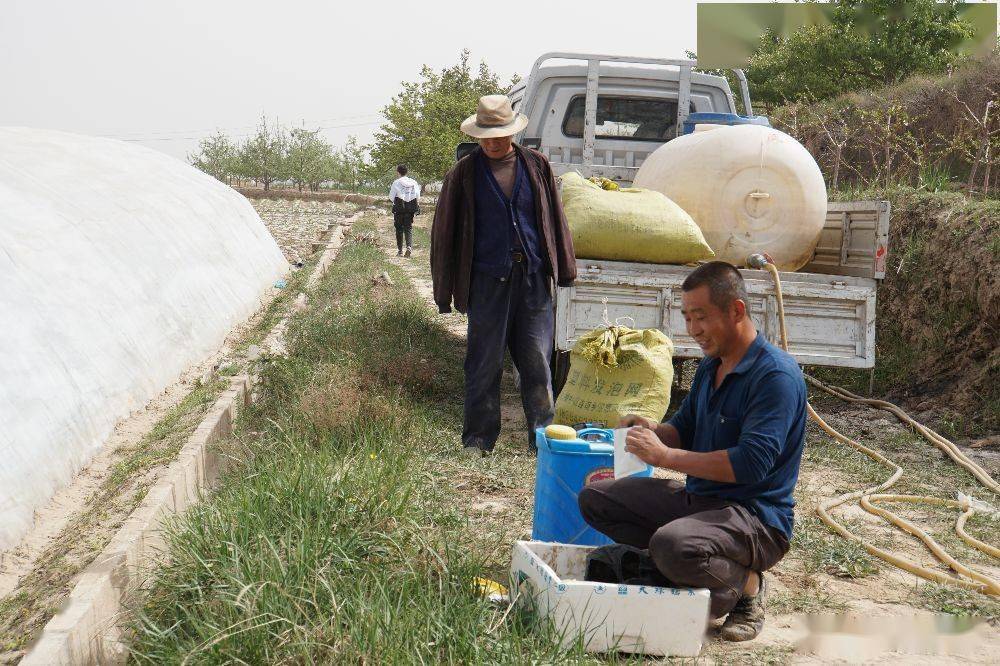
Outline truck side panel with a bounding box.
[556,261,877,369]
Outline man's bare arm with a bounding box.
[623,426,738,483]
[659,447,736,483]
[654,422,684,449]
[619,415,683,448]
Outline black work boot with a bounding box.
[719,573,767,642]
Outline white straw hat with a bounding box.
[460,95,529,139]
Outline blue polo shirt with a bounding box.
[667,333,807,538]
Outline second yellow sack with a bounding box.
[554,325,674,428]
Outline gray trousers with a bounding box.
[579,477,789,618]
[462,261,554,451]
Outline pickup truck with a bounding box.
[502,53,890,387]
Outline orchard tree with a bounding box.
[189,131,237,184]
[286,127,332,191]
[369,50,517,182]
[239,115,287,191]
[334,136,371,191]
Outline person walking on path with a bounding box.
[389,164,420,257]
[579,262,807,642]
[431,95,576,457]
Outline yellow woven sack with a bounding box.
[560,171,714,264]
[554,325,674,428]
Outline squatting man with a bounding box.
[580,261,807,642]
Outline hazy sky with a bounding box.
[0,0,742,161]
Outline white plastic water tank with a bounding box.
[633,124,827,271]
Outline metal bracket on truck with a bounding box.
[512,52,752,182]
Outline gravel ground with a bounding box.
[251,198,357,263]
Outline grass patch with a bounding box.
[127,218,599,663]
[790,516,880,579]
[911,583,1000,624]
[802,431,887,491]
[769,588,849,615]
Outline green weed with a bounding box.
[912,583,1000,623]
[127,219,595,664]
[917,165,953,193]
[791,516,880,579]
[769,588,849,615]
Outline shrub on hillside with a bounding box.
[772,55,1000,196]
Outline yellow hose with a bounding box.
[761,262,1000,595]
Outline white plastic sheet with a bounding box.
[0,128,287,549]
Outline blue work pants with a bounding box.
[462,261,554,451]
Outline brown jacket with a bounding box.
[430,144,576,314]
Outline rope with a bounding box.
[762,262,999,595]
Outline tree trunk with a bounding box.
[832,144,842,190]
[967,141,986,192]
[982,134,992,196]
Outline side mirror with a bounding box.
[456,142,478,162]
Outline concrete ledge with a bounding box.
[22,214,354,665]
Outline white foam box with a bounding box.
[510,540,711,657]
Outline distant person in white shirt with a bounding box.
[389,164,421,257]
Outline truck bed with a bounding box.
[556,259,876,369]
[554,201,889,370]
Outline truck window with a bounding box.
[562,95,691,142]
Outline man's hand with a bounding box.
[619,414,658,430]
[624,426,671,468]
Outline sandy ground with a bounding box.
[374,210,1000,664]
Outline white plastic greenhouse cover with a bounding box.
[0,128,287,550]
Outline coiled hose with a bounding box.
[755,257,1000,595]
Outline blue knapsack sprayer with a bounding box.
[532,423,652,546]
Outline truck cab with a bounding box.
[508,52,755,184]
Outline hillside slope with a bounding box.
[820,189,999,436]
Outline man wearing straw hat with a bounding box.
[431,94,576,458]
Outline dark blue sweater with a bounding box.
[472,152,543,278]
[668,333,807,538]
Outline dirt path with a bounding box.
[375,212,524,436]
[373,210,1000,664]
